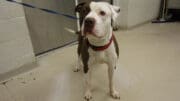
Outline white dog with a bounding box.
[75,1,120,101]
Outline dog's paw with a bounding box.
[110,90,120,99]
[73,67,80,72]
[113,25,119,31]
[84,91,92,101]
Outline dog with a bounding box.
[74,1,120,100]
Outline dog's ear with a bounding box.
[75,2,86,13]
[110,5,120,21]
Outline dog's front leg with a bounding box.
[84,56,94,101]
[74,56,82,72]
[108,63,120,99]
[84,68,92,101]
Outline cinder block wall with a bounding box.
[0,0,35,80]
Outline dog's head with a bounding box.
[75,2,120,39]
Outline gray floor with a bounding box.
[0,23,180,101]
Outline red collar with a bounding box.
[87,34,114,51]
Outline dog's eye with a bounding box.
[99,11,106,16]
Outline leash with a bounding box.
[6,0,78,20]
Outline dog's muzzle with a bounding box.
[84,18,95,34]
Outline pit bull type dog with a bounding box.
[75,1,120,100]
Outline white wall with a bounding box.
[127,0,161,27]
[114,0,129,28]
[114,0,161,28]
[0,0,35,77]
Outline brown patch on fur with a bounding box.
[75,2,90,26]
[113,35,119,57]
[81,38,90,73]
[76,31,89,73]
[75,2,91,73]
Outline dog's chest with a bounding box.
[88,42,117,64]
[91,50,106,63]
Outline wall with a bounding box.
[0,0,35,79]
[114,0,129,28]
[114,0,161,28]
[127,0,161,27]
[168,0,180,9]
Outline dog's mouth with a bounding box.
[83,22,94,34]
[85,31,104,39]
[83,26,94,34]
[83,28,99,37]
[83,26,105,39]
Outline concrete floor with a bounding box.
[0,23,180,101]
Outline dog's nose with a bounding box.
[85,18,95,27]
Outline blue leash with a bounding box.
[6,0,78,20]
